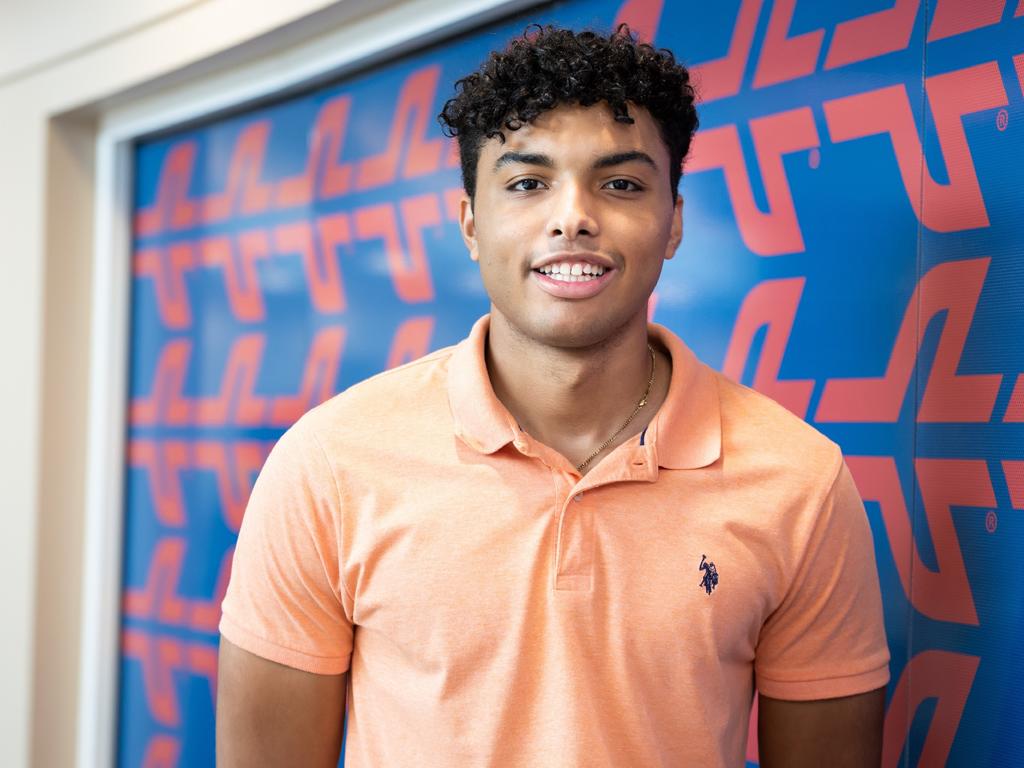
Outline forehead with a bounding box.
[479,102,668,167]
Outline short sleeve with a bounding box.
[754,456,890,700]
[219,417,354,675]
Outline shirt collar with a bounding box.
[447,314,722,469]
[645,322,722,469]
[447,315,517,455]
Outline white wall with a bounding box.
[0,0,205,83]
[0,0,543,764]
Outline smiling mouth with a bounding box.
[533,262,610,283]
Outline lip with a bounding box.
[530,251,616,271]
[532,266,617,299]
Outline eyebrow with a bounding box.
[593,151,659,171]
[492,150,659,172]
[492,151,554,171]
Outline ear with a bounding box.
[664,194,683,261]
[459,195,480,262]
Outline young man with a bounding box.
[217,26,890,767]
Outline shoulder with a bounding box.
[294,344,458,448]
[711,369,843,493]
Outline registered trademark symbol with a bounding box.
[986,510,998,533]
[808,148,821,169]
[996,109,1009,131]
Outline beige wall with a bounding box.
[0,0,206,83]
[0,1,421,764]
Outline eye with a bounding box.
[604,178,643,192]
[508,178,546,192]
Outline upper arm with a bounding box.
[216,636,348,767]
[755,458,890,700]
[219,416,354,664]
[757,687,885,768]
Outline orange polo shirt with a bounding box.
[219,314,889,767]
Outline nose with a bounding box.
[547,182,599,240]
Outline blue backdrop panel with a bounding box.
[121,0,1024,765]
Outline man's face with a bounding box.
[459,101,682,350]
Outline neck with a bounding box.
[485,309,670,473]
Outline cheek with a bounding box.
[478,202,532,235]
[610,208,671,251]
[475,213,534,266]
[473,234,518,295]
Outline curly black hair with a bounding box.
[438,24,698,203]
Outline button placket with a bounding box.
[554,478,594,592]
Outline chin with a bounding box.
[511,309,633,351]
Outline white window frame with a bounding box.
[78,1,546,765]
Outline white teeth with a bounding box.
[546,272,598,282]
[537,262,606,279]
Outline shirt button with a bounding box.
[573,493,584,502]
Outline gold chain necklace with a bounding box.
[575,344,656,473]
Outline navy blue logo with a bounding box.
[699,554,719,595]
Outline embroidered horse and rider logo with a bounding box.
[699,554,719,595]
